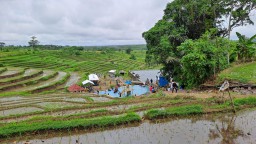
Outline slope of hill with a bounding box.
[217,62,256,84]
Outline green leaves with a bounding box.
[236,32,256,61]
[178,31,234,88]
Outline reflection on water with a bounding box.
[209,116,245,144]
[4,110,256,144]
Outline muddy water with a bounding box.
[23,69,37,76]
[12,109,256,144]
[0,70,17,76]
[90,96,112,102]
[0,107,43,116]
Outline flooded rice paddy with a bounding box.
[0,107,43,116]
[9,109,256,144]
[0,70,18,76]
[65,73,80,87]
[90,96,112,102]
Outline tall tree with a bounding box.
[143,0,255,81]
[28,36,39,48]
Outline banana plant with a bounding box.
[236,32,256,61]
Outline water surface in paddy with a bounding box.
[10,109,256,144]
[0,107,43,116]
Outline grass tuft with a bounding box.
[145,105,203,120]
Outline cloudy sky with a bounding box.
[0,0,255,46]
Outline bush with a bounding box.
[129,54,136,60]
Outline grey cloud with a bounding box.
[1,0,254,46]
[0,0,171,45]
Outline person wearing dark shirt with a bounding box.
[172,82,178,93]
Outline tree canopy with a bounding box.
[28,36,39,48]
[143,0,256,87]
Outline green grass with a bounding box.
[84,96,94,102]
[234,97,256,106]
[145,105,203,120]
[0,113,141,138]
[218,62,256,84]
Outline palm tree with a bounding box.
[236,32,256,62]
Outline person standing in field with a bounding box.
[150,79,153,84]
[172,81,178,93]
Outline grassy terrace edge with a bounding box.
[145,105,203,120]
[0,113,141,138]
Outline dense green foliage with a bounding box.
[143,0,256,87]
[145,105,203,120]
[178,31,236,87]
[236,32,256,61]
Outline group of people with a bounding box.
[149,86,156,93]
[146,76,180,93]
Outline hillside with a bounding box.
[218,62,256,84]
[0,49,158,74]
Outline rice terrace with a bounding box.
[1,0,256,144]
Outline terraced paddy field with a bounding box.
[1,49,256,143]
[0,67,72,96]
[1,92,256,143]
[0,50,157,74]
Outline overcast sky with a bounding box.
[0,0,255,46]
